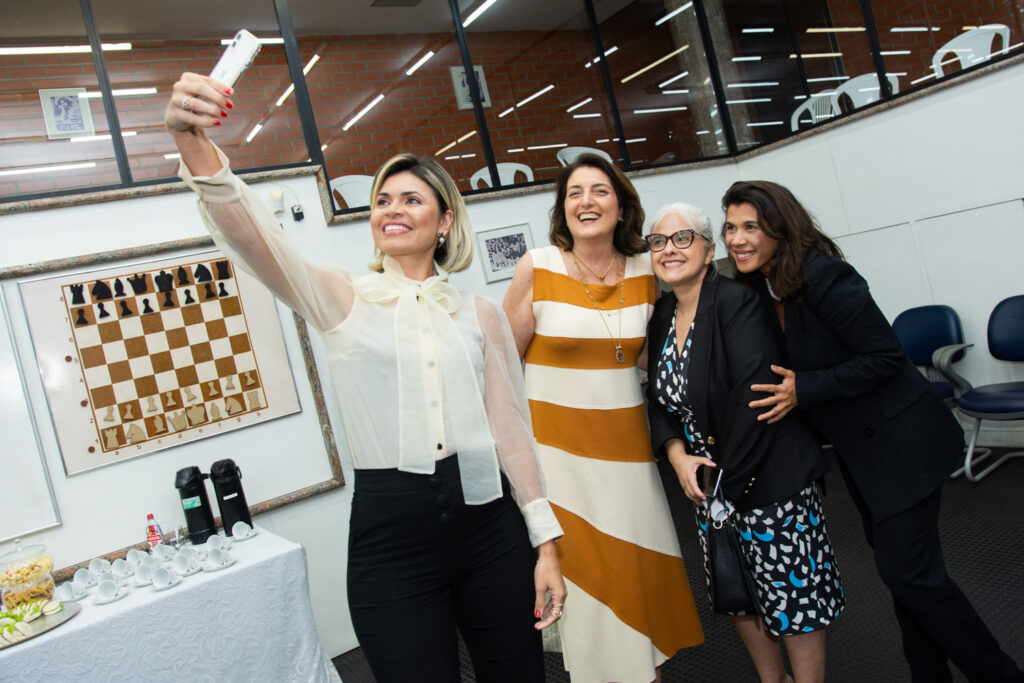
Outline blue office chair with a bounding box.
[892,305,971,407]
[948,295,1024,482]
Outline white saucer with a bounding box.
[231,529,258,542]
[134,576,152,587]
[151,576,182,592]
[202,556,237,572]
[93,590,128,605]
[55,589,87,603]
[176,565,202,577]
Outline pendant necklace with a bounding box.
[571,252,626,363]
[572,251,615,283]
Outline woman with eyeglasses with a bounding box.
[645,203,843,683]
[164,72,565,683]
[722,180,1024,683]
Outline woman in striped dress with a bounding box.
[504,154,704,682]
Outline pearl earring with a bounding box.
[437,232,446,246]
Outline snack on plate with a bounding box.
[0,545,56,610]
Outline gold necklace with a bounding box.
[571,252,626,363]
[572,250,616,282]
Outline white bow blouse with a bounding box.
[179,146,561,546]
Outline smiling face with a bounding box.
[650,212,714,288]
[370,171,453,268]
[724,201,779,275]
[563,166,623,243]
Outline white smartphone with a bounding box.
[210,30,262,88]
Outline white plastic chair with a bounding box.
[556,146,613,166]
[833,73,900,110]
[470,163,534,189]
[330,175,374,210]
[790,91,838,131]
[932,24,1011,78]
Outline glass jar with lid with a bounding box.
[0,539,54,610]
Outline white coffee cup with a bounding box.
[135,564,153,584]
[231,521,253,538]
[207,548,227,567]
[73,568,93,587]
[56,582,80,601]
[88,558,111,578]
[152,544,173,562]
[206,534,224,550]
[173,553,192,574]
[152,567,173,589]
[111,558,132,578]
[125,548,143,566]
[139,554,158,569]
[97,579,119,601]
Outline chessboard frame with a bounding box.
[0,235,344,515]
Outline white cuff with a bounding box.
[178,144,245,203]
[520,497,563,548]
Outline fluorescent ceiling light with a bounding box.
[444,155,460,160]
[807,76,849,82]
[880,50,911,55]
[221,37,283,45]
[406,51,434,76]
[726,98,771,104]
[516,84,554,108]
[789,52,843,59]
[463,0,497,28]
[0,161,97,177]
[275,55,320,107]
[633,106,687,114]
[625,138,647,143]
[566,97,593,113]
[910,72,937,85]
[584,46,618,68]
[654,2,693,26]
[457,131,477,143]
[303,54,321,75]
[245,124,263,143]
[321,143,328,151]
[573,113,600,118]
[747,121,784,127]
[343,93,385,131]
[732,56,761,62]
[662,89,690,94]
[69,131,137,143]
[695,130,710,134]
[806,27,864,33]
[526,143,567,150]
[595,138,620,143]
[460,153,476,158]
[78,87,157,98]
[276,85,295,107]
[498,107,515,117]
[436,141,457,155]
[0,43,130,56]
[621,45,689,83]
[659,72,689,88]
[164,153,181,160]
[508,148,524,153]
[726,81,779,88]
[891,26,939,32]
[742,28,774,34]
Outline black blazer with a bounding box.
[738,255,964,521]
[646,271,828,512]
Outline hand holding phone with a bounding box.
[210,29,261,88]
[698,465,723,498]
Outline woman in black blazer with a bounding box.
[646,203,843,683]
[722,180,1023,683]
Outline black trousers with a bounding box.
[347,455,544,683]
[839,461,1023,683]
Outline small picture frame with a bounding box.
[39,88,95,140]
[476,224,534,283]
[450,65,491,110]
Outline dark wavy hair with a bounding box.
[549,154,646,256]
[721,180,842,299]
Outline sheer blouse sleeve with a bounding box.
[178,144,354,333]
[475,295,563,548]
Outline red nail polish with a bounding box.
[225,101,233,109]
[213,120,221,126]
[225,87,233,95]
[534,610,541,618]
[221,111,227,117]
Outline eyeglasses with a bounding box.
[645,229,709,252]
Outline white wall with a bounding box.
[1,59,1021,657]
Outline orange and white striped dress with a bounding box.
[525,245,703,682]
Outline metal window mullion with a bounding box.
[80,0,131,186]
[692,0,737,156]
[448,0,499,188]
[857,0,892,98]
[584,0,631,169]
[273,0,325,172]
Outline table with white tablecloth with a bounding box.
[0,528,342,683]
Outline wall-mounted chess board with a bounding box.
[19,250,300,475]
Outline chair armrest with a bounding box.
[932,343,974,397]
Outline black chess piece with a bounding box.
[113,278,126,298]
[204,283,217,300]
[70,284,85,305]
[218,282,228,298]
[119,300,134,316]
[194,264,213,282]
[215,261,231,280]
[154,270,174,293]
[183,289,196,305]
[97,302,110,319]
[176,266,190,286]
[75,309,88,326]
[91,280,113,301]
[142,298,154,314]
[162,291,176,308]
[127,274,148,295]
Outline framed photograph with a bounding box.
[476,224,534,283]
[450,65,491,110]
[39,88,95,140]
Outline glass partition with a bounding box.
[0,2,119,200]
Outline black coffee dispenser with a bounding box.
[210,458,253,536]
[174,466,216,545]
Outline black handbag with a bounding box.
[706,507,759,615]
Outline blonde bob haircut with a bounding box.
[368,153,473,274]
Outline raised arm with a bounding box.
[165,73,353,332]
[502,253,536,359]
